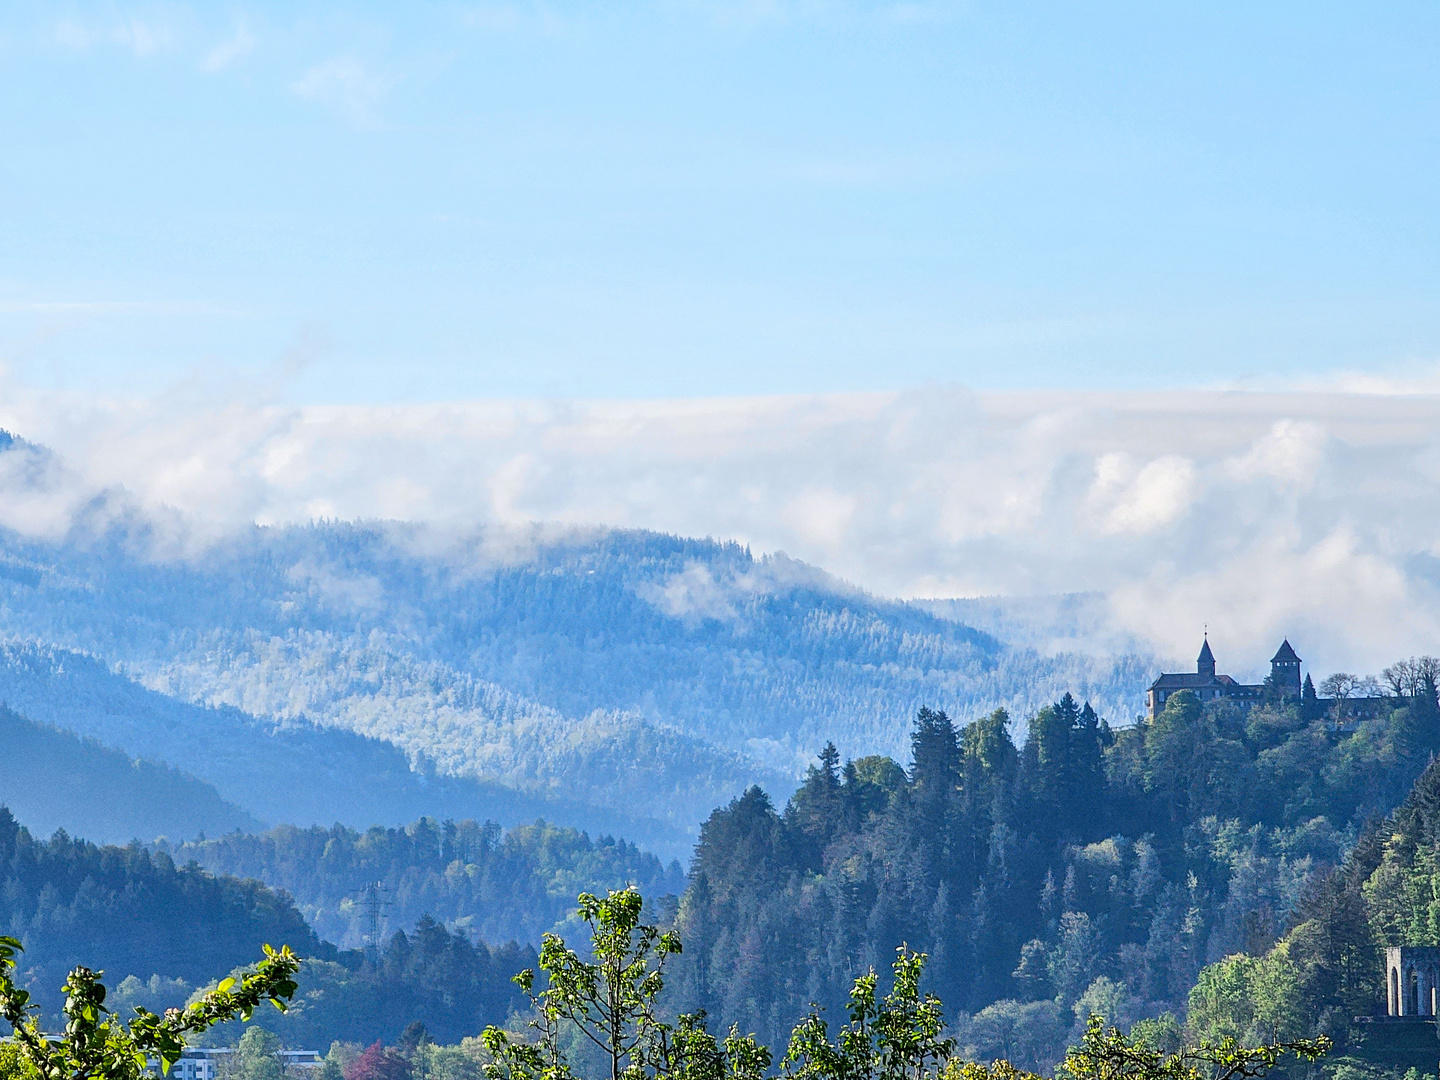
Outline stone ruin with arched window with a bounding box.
[1387,946,1440,1017]
[1354,946,1440,1071]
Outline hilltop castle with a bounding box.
[1145,636,1302,719]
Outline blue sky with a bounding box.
[2,1,1438,403]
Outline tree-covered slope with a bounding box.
[0,805,323,1016]
[169,816,686,949]
[0,511,1150,848]
[0,639,692,852]
[1188,725,1440,1061]
[0,705,258,843]
[187,917,535,1049]
[0,804,536,1046]
[668,682,1440,1063]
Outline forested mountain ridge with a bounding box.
[0,804,325,1015]
[0,639,687,851]
[0,455,1152,848]
[0,802,536,1045]
[0,703,258,842]
[669,683,1440,1070]
[169,816,686,949]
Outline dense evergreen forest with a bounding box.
[13,664,1440,1069]
[0,806,322,1013]
[169,817,684,947]
[166,919,534,1049]
[668,680,1440,1070]
[0,805,534,1044]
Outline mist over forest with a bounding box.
[0,432,1153,852]
[0,430,1436,1080]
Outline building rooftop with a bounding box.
[1272,639,1302,664]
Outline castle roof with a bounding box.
[1198,637,1215,666]
[1152,673,1255,696]
[1148,672,1243,691]
[1271,639,1301,664]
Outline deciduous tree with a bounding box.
[0,937,299,1080]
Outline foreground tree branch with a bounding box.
[0,935,301,1080]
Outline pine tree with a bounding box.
[910,709,960,799]
[1301,674,1320,723]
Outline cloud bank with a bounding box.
[2,377,1439,677]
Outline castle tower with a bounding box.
[1270,639,1302,699]
[1197,636,1216,678]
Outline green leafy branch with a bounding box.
[0,935,301,1080]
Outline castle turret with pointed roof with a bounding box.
[1197,636,1216,678]
[1270,639,1302,699]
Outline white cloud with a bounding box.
[782,486,858,553]
[1224,419,1327,487]
[639,563,739,624]
[3,377,1440,677]
[1086,453,1197,535]
[292,57,397,128]
[201,25,256,72]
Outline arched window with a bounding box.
[1410,969,1420,1015]
[1393,968,1401,1014]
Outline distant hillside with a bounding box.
[0,431,1151,850]
[0,640,693,853]
[170,816,686,948]
[0,704,258,843]
[0,805,533,1045]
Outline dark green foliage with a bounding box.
[782,946,953,1080]
[0,801,612,1047]
[476,887,1322,1080]
[0,806,323,1020]
[532,888,681,1080]
[1056,1017,1327,1080]
[0,705,258,844]
[1301,677,1321,724]
[673,688,1432,1051]
[1261,757,1440,1052]
[948,1018,1325,1080]
[197,917,535,1049]
[169,818,685,948]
